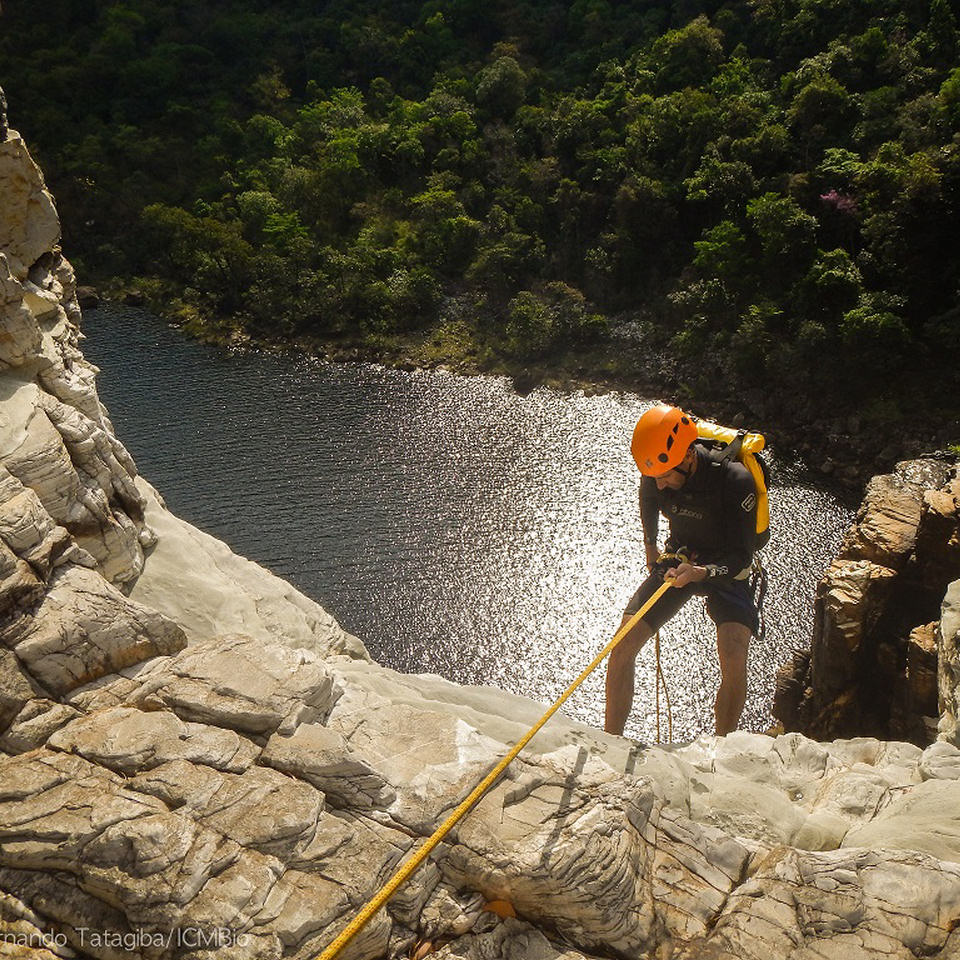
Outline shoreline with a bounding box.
[87,288,957,498]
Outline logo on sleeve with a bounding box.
[741,493,756,512]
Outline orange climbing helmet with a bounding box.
[631,405,698,475]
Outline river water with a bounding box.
[82,305,853,743]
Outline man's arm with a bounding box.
[640,476,661,569]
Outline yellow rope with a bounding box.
[654,631,674,744]
[315,579,674,960]
[655,630,661,743]
[651,548,686,744]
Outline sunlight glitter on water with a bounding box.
[84,306,853,743]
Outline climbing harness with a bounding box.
[655,548,692,568]
[314,579,675,960]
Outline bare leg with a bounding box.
[715,622,751,736]
[604,615,653,735]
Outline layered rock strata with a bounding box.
[3,120,960,959]
[775,459,960,744]
[0,121,363,661]
[4,631,960,960]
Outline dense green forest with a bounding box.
[2,0,959,425]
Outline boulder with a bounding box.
[3,564,186,697]
[75,285,100,309]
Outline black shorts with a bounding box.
[623,568,759,634]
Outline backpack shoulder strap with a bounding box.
[717,429,746,464]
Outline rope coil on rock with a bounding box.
[315,579,674,960]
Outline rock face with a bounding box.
[775,459,960,745]
[940,580,960,745]
[5,631,960,960]
[0,123,365,662]
[3,121,960,960]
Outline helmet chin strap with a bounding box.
[672,447,695,479]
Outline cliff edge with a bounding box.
[3,105,960,960]
[775,458,960,746]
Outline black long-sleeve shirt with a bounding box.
[640,445,758,583]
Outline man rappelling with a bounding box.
[605,404,767,738]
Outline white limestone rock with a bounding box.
[676,846,960,960]
[919,739,960,780]
[0,380,145,586]
[0,886,67,960]
[416,886,486,940]
[939,578,960,745]
[0,252,42,367]
[125,760,326,860]
[0,132,60,282]
[0,464,92,579]
[47,704,261,775]
[842,777,960,861]
[434,918,604,960]
[4,564,186,697]
[126,633,340,736]
[261,721,397,811]
[0,698,80,754]
[4,632,960,960]
[324,673,515,833]
[0,647,42,733]
[129,478,367,660]
[0,535,45,619]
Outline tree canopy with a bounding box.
[2,0,958,418]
